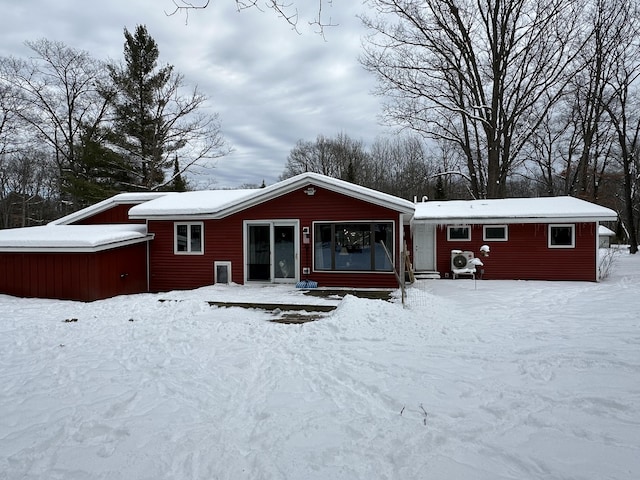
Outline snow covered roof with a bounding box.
[50,192,171,225]
[129,172,416,220]
[413,196,617,224]
[0,224,152,252]
[599,225,616,237]
[129,189,261,218]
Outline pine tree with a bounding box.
[434,171,447,200]
[107,25,173,190]
[171,157,187,192]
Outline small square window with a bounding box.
[549,224,575,248]
[483,225,508,241]
[175,222,204,254]
[447,226,471,241]
[214,261,231,283]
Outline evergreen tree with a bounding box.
[434,171,447,200]
[170,157,187,192]
[105,24,228,191]
[106,25,173,190]
[64,133,134,206]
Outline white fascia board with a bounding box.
[413,216,617,224]
[0,234,154,253]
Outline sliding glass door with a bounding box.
[246,222,298,283]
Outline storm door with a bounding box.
[245,222,299,283]
[413,223,436,271]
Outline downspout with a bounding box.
[146,220,151,292]
[595,221,600,282]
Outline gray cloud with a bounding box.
[0,1,386,188]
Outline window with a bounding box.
[214,261,231,283]
[447,226,471,241]
[483,225,508,241]
[549,224,575,248]
[175,222,203,254]
[314,222,393,272]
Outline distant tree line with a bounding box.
[0,25,227,228]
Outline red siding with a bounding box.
[148,185,406,292]
[0,243,148,301]
[435,222,598,281]
[72,204,145,225]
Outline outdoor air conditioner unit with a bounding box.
[451,250,475,270]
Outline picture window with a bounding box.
[314,222,394,272]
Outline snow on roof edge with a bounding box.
[412,196,617,223]
[0,224,152,252]
[129,173,416,219]
[50,192,172,225]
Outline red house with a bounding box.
[411,197,618,282]
[0,175,618,301]
[0,174,414,300]
[128,173,415,292]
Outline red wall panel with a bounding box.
[0,243,148,301]
[73,204,145,225]
[435,222,598,281]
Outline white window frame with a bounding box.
[548,224,575,248]
[214,261,232,284]
[483,225,508,241]
[174,222,204,255]
[447,225,471,241]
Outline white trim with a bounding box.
[548,224,575,248]
[0,235,153,253]
[174,221,204,255]
[214,261,232,284]
[418,216,614,225]
[447,225,471,241]
[483,225,509,241]
[243,220,300,284]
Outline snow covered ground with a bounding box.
[1,251,639,480]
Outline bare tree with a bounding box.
[603,22,640,254]
[560,0,628,200]
[280,133,368,181]
[367,135,437,199]
[360,0,584,198]
[0,80,28,158]
[166,0,338,35]
[0,149,56,228]
[1,39,110,197]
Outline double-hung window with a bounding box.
[175,222,204,254]
[314,222,394,272]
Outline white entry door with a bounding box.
[413,223,436,271]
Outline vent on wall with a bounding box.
[214,261,232,284]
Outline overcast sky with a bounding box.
[0,1,388,188]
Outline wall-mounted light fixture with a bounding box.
[303,187,316,196]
